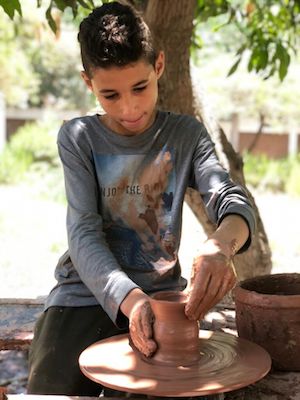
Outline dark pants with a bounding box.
[27,305,128,395]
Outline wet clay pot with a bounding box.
[234,273,300,371]
[149,290,200,366]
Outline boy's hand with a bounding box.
[129,298,157,357]
[120,288,157,357]
[185,239,237,321]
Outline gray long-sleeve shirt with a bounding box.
[45,110,256,324]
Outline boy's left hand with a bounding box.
[185,239,237,321]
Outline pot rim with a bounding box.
[233,273,300,308]
[150,290,187,304]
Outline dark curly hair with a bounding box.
[78,1,157,77]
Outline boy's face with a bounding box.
[81,52,165,136]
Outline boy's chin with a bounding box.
[119,116,152,135]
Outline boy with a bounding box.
[28,1,255,396]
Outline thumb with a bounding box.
[129,301,157,357]
[140,301,155,339]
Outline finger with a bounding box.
[140,302,154,339]
[216,273,236,301]
[199,272,236,316]
[130,325,157,357]
[192,275,220,319]
[128,335,157,358]
[217,267,237,299]
[186,283,209,319]
[194,255,235,314]
[140,304,157,356]
[130,305,157,357]
[133,333,157,358]
[185,272,211,320]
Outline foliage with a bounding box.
[1,0,299,82]
[0,119,60,184]
[286,161,300,196]
[44,0,96,32]
[243,152,300,196]
[0,0,22,18]
[0,5,94,109]
[191,51,300,128]
[194,1,300,81]
[0,0,105,32]
[24,162,66,203]
[0,12,40,107]
[26,33,93,109]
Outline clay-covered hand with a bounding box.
[185,239,237,321]
[129,298,157,357]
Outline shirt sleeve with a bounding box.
[57,123,138,325]
[190,124,256,252]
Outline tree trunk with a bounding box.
[144,0,272,280]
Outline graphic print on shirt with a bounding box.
[94,147,176,271]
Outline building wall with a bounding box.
[239,132,290,159]
[7,118,35,139]
[5,108,83,141]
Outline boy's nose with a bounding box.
[119,95,138,118]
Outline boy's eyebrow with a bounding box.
[99,79,149,94]
[99,88,118,94]
[133,79,149,87]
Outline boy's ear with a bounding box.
[155,51,165,79]
[80,71,93,91]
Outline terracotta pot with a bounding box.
[234,273,300,371]
[0,387,7,400]
[149,291,200,366]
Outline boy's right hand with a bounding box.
[120,288,157,357]
[129,298,157,357]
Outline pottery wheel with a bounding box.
[79,330,271,397]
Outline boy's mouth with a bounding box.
[121,114,144,127]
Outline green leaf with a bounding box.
[77,0,94,9]
[276,43,291,81]
[258,49,268,70]
[247,51,256,72]
[227,56,241,76]
[53,0,67,11]
[236,44,247,56]
[279,50,290,81]
[191,34,203,50]
[46,4,57,34]
[195,0,230,22]
[53,0,73,11]
[263,65,276,80]
[0,0,22,19]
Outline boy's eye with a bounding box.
[104,93,118,100]
[134,86,147,92]
[102,86,147,100]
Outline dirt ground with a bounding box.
[0,351,28,393]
